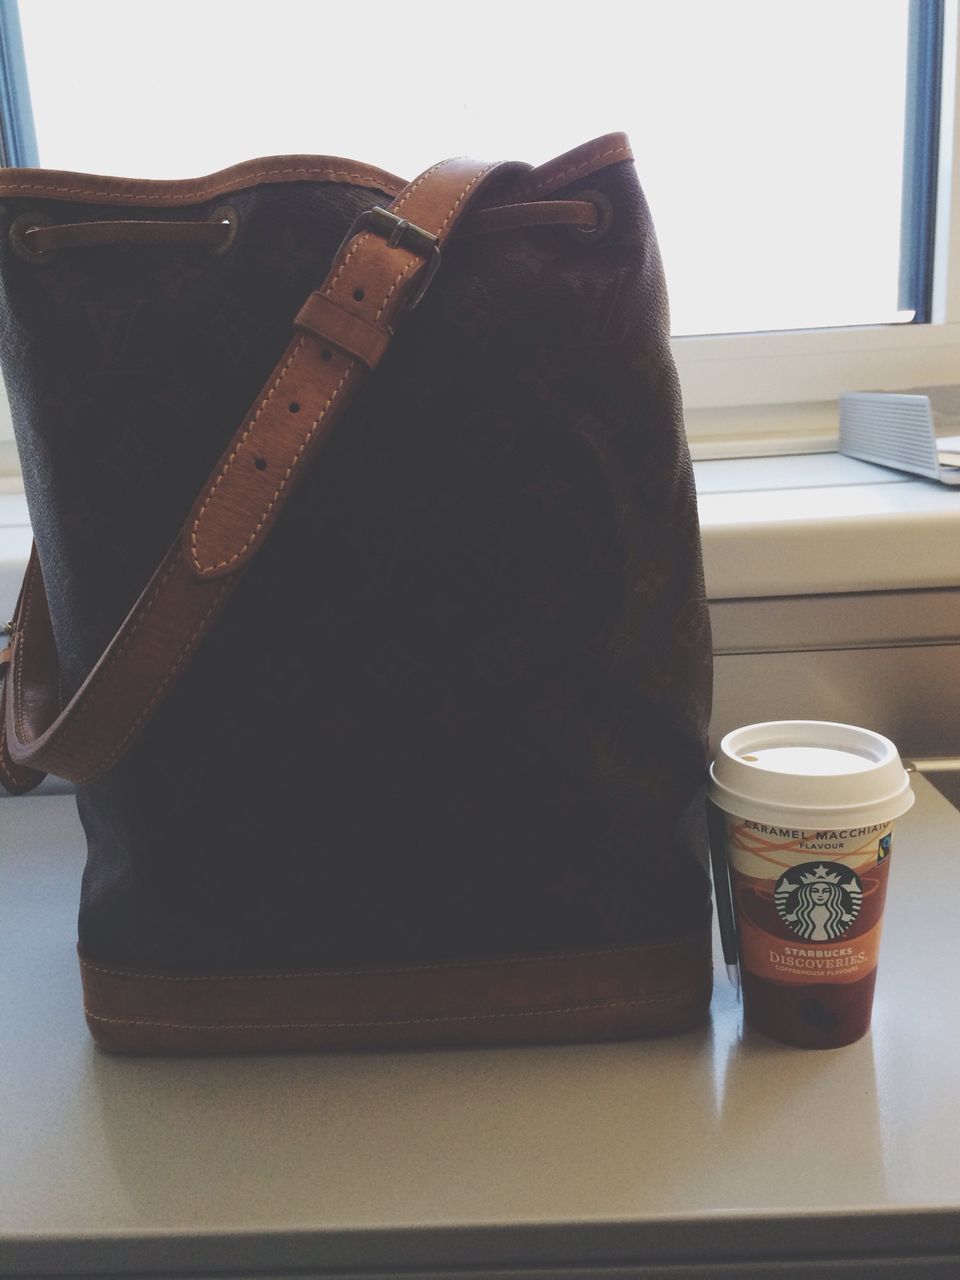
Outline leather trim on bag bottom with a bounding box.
[78,928,713,1054]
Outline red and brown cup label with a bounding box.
[727,818,894,986]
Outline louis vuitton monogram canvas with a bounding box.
[0,141,713,1047]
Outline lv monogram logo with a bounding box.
[82,298,150,368]
[568,267,635,347]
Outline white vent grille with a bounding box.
[839,393,940,479]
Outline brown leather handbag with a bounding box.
[0,134,714,1053]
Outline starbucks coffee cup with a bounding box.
[708,720,914,1049]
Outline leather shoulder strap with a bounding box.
[0,156,527,792]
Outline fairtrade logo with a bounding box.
[774,862,863,942]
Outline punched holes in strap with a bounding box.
[294,292,391,369]
[186,158,514,584]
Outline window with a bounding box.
[1,0,959,461]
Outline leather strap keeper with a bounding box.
[79,927,713,1055]
[295,290,392,368]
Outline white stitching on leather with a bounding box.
[190,355,353,575]
[322,160,459,302]
[192,159,495,572]
[374,162,500,323]
[0,166,402,203]
[189,337,305,573]
[524,143,631,196]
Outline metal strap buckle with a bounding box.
[335,206,441,311]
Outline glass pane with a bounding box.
[17,0,913,336]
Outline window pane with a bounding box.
[17,0,913,336]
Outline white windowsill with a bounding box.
[694,451,960,600]
[1,453,959,617]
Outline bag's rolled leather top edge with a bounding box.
[0,133,633,208]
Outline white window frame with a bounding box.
[2,2,959,474]
[681,0,960,458]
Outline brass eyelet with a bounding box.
[9,212,55,263]
[566,190,614,242]
[209,204,239,254]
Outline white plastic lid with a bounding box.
[708,720,915,828]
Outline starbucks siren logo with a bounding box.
[774,862,863,942]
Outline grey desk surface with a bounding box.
[2,780,960,1280]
